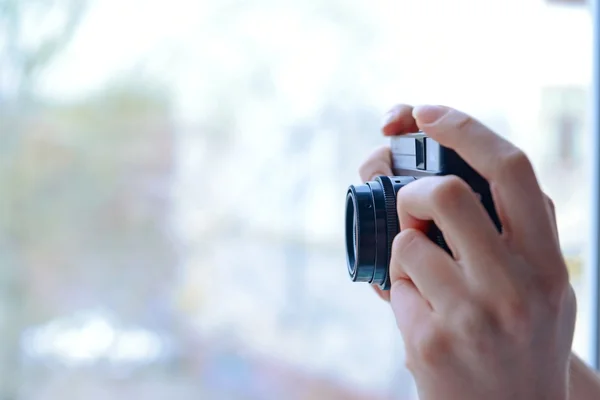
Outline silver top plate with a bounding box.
[390,133,441,176]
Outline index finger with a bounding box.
[411,105,560,264]
[382,104,420,136]
[359,103,421,182]
[412,105,527,185]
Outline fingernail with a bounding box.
[412,105,449,124]
[382,107,401,126]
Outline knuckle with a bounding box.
[392,229,422,258]
[545,265,569,292]
[452,111,476,132]
[404,354,417,374]
[414,326,451,366]
[545,194,557,219]
[540,269,572,313]
[454,303,497,353]
[498,148,534,179]
[503,298,530,325]
[455,303,491,337]
[554,267,570,290]
[430,175,471,209]
[565,285,578,318]
[545,195,555,212]
[498,296,533,339]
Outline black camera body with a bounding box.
[345,133,502,290]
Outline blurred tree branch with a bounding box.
[0,0,87,102]
[0,1,87,398]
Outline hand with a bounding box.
[359,104,577,400]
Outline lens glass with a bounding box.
[353,217,357,256]
[345,193,356,274]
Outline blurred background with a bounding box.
[0,0,596,399]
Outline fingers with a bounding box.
[396,176,507,274]
[360,103,420,182]
[382,104,420,136]
[390,228,465,312]
[412,105,561,265]
[389,277,431,343]
[358,146,392,182]
[364,104,561,305]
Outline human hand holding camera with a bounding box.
[350,104,578,399]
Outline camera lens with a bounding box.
[345,176,415,290]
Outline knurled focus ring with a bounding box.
[377,176,398,289]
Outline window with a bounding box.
[540,86,588,170]
[0,0,596,398]
[537,85,595,362]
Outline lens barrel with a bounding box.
[345,176,416,290]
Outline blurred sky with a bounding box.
[38,0,592,119]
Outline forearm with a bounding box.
[570,353,600,400]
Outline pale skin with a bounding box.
[358,104,600,400]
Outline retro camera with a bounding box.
[345,133,502,290]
